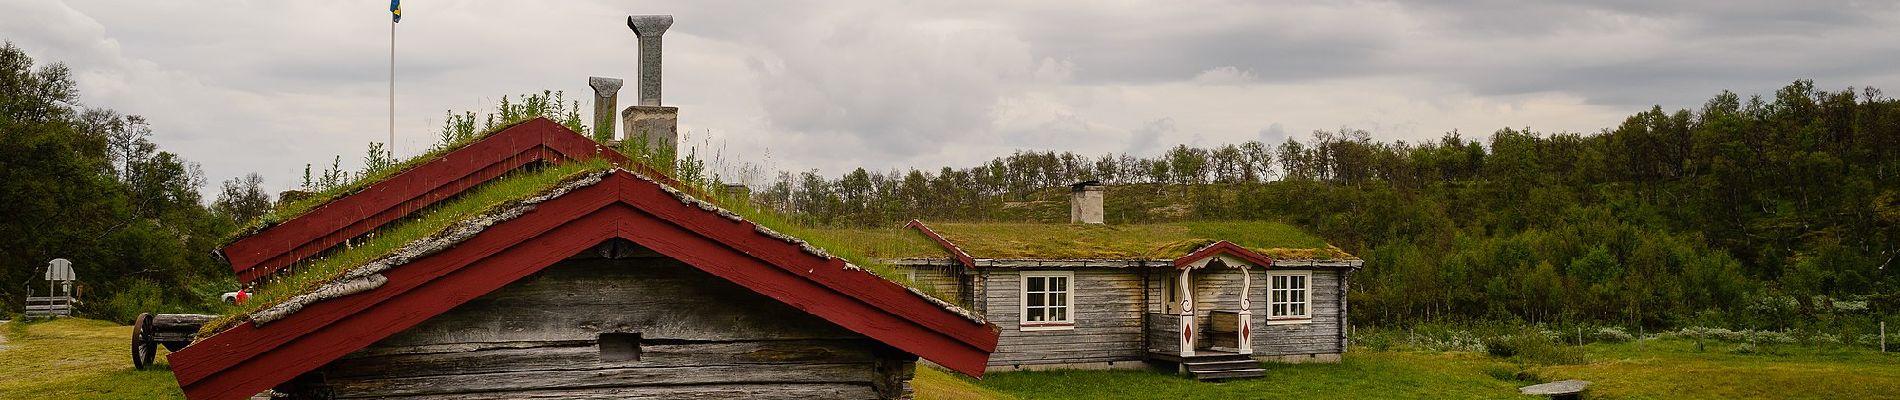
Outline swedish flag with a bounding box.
[390,0,402,23]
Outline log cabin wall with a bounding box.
[1251,268,1348,358]
[303,255,918,399]
[979,268,1148,370]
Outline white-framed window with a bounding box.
[1267,271,1311,324]
[1020,271,1075,331]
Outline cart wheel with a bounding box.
[131,313,154,370]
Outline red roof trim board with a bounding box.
[221,118,705,284]
[171,171,1000,400]
[905,219,975,268]
[1172,240,1277,269]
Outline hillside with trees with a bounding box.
[750,80,1899,334]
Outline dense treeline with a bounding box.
[753,80,1898,332]
[0,43,265,321]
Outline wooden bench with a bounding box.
[24,296,75,318]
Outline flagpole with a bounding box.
[389,16,396,157]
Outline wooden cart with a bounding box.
[130,313,214,370]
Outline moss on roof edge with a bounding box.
[222,118,544,245]
[200,167,985,339]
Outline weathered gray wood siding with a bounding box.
[309,257,917,399]
[899,264,963,305]
[1251,268,1347,356]
[980,269,1147,368]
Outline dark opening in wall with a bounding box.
[599,332,642,362]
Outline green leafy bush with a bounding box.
[97,279,165,324]
[1484,333,1587,365]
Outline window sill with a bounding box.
[1019,323,1076,331]
[1266,317,1313,325]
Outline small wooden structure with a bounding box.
[131,313,214,369]
[25,258,77,319]
[170,118,998,400]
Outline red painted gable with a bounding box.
[180,122,1000,400]
[221,118,704,284]
[1172,240,1277,269]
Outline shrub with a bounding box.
[1484,333,1588,365]
[96,279,166,324]
[1731,343,1757,354]
[1742,329,1797,345]
[1589,326,1634,343]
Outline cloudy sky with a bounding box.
[4,1,1897,197]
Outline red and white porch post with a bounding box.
[1179,267,1195,357]
[1237,263,1254,355]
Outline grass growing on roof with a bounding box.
[200,160,612,336]
[206,160,965,336]
[690,201,950,299]
[226,118,547,242]
[844,221,1349,260]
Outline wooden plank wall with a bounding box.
[309,258,916,399]
[1251,268,1346,356]
[900,265,964,306]
[980,269,1147,368]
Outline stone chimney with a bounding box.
[1070,180,1104,224]
[623,15,679,161]
[587,77,622,142]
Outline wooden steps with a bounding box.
[1177,353,1265,381]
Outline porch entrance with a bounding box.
[1145,257,1264,380]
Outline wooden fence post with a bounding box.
[1882,321,1887,353]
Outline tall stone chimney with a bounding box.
[1070,180,1105,224]
[587,77,622,142]
[623,15,679,161]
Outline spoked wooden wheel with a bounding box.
[131,313,157,370]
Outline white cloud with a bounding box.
[1,0,1896,198]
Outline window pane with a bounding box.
[1052,277,1067,292]
[1052,292,1066,307]
[1293,304,1305,316]
[1052,307,1067,322]
[1027,277,1045,292]
[1272,304,1285,316]
[1293,290,1304,303]
[1027,307,1044,322]
[1273,290,1285,303]
[1293,276,1306,289]
[1028,292,1045,307]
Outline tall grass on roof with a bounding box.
[227,91,586,243]
[200,160,610,336]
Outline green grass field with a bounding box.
[3,318,1893,399]
[0,319,183,399]
[924,339,1900,400]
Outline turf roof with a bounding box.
[225,118,541,242]
[203,161,950,337]
[819,221,1354,261]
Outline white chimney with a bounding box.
[1070,181,1104,224]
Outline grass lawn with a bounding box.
[923,341,1900,399]
[959,352,1529,400]
[5,319,1894,399]
[0,319,184,399]
[1532,340,1900,400]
